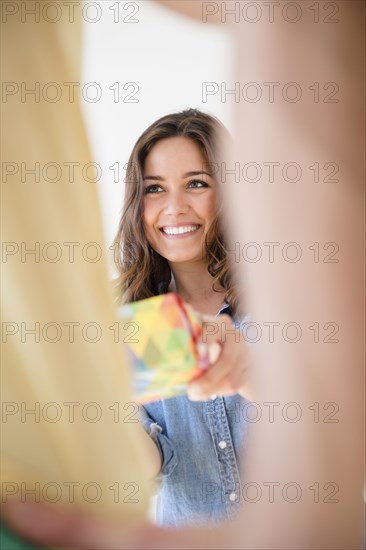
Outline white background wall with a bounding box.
[80,0,234,272]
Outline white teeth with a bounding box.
[162,225,199,235]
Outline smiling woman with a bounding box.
[112,109,252,527]
[113,109,239,317]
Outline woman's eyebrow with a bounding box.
[143,171,212,182]
[183,170,212,178]
[143,175,164,182]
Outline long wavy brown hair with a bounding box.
[113,108,241,315]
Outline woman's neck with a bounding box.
[168,261,225,316]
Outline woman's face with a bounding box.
[142,136,217,265]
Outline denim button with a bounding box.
[218,440,227,449]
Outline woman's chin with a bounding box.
[166,253,204,265]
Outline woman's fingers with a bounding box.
[189,346,249,401]
[187,312,253,400]
[200,314,239,347]
[196,345,238,385]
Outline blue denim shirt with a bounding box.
[139,303,251,528]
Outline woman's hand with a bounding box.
[187,313,253,401]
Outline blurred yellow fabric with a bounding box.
[1,4,151,518]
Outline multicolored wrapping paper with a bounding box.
[118,293,204,403]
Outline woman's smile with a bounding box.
[159,223,202,238]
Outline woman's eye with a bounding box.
[188,179,208,189]
[144,184,163,194]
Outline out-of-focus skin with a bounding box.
[2,0,364,549]
[225,3,365,548]
[157,1,365,548]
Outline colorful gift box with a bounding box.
[118,293,204,403]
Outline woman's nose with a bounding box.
[163,190,189,215]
